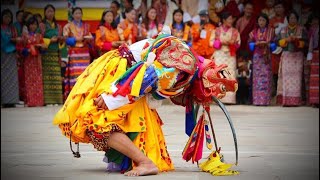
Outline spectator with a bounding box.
[140,7,163,40]
[13,10,24,37]
[34,13,42,24]
[153,0,179,26]
[276,10,308,106]
[209,11,240,104]
[248,13,275,106]
[13,9,25,104]
[262,0,276,19]
[190,9,215,59]
[306,12,319,107]
[269,1,288,101]
[19,16,46,107]
[110,0,121,27]
[223,0,241,21]
[1,9,20,107]
[34,13,42,33]
[236,51,251,105]
[117,7,138,45]
[120,0,134,22]
[63,7,93,100]
[236,2,256,57]
[39,4,64,105]
[95,8,123,55]
[170,8,191,44]
[22,11,33,34]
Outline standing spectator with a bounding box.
[210,11,240,104]
[19,16,46,107]
[190,10,215,59]
[276,10,308,106]
[269,1,288,101]
[262,0,276,19]
[39,4,64,105]
[63,7,93,100]
[13,9,25,104]
[110,0,121,27]
[117,7,138,45]
[22,11,33,34]
[170,8,191,44]
[235,2,256,104]
[306,13,319,107]
[153,0,179,26]
[140,7,163,39]
[34,13,42,24]
[95,9,123,55]
[222,0,241,21]
[236,51,251,104]
[13,10,24,37]
[248,13,275,106]
[34,13,42,33]
[236,2,256,56]
[1,9,20,107]
[19,11,33,100]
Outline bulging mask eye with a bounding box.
[220,84,226,92]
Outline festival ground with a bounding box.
[1,104,319,180]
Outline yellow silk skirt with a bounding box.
[53,50,174,172]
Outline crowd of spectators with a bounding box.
[1,0,318,108]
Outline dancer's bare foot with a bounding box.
[124,160,159,176]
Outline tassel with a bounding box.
[199,151,239,176]
[185,101,196,136]
[205,120,213,150]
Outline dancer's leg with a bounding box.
[107,132,159,176]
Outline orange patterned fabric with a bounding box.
[191,23,215,59]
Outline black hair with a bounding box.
[257,13,269,27]
[125,7,135,14]
[16,9,24,17]
[172,8,185,32]
[274,0,284,6]
[34,13,42,20]
[111,0,120,8]
[99,9,117,29]
[287,10,299,22]
[72,7,83,15]
[220,11,232,22]
[43,4,57,27]
[22,11,33,25]
[142,7,159,31]
[1,9,13,25]
[26,16,38,30]
[305,11,319,30]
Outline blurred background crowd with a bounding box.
[1,0,319,108]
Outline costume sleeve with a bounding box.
[95,27,104,48]
[63,23,70,37]
[248,30,255,43]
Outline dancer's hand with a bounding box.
[94,95,108,110]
